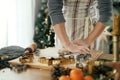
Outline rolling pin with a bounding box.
[24,42,37,54]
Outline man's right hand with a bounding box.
[65,42,90,54]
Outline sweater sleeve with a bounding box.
[48,0,65,26]
[98,0,112,26]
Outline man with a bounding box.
[48,0,112,53]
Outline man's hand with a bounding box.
[53,23,90,54]
[65,42,90,53]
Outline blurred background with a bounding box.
[0,0,119,53]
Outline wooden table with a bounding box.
[0,68,51,80]
[8,47,76,70]
[0,48,75,80]
[1,47,117,80]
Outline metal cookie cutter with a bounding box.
[11,64,28,73]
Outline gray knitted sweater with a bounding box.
[48,0,112,26]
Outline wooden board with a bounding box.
[9,47,115,70]
[9,48,76,70]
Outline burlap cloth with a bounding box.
[58,49,113,61]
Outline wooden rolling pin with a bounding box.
[24,42,37,54]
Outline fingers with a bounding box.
[71,45,90,54]
[78,46,90,53]
[80,48,90,53]
[65,42,90,54]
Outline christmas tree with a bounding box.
[34,0,55,49]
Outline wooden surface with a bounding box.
[8,48,76,70]
[9,57,53,70]
[1,48,119,80]
[9,48,59,70]
[8,47,115,70]
[0,48,67,80]
[0,68,51,80]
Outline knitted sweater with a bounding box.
[48,0,112,26]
